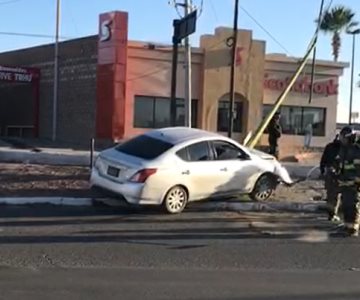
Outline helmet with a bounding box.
[339,126,353,138]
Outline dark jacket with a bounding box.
[267,119,282,145]
[320,139,341,174]
[336,143,360,184]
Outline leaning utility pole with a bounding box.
[347,28,360,125]
[184,0,192,127]
[52,0,61,141]
[245,0,329,148]
[227,0,239,138]
[308,0,325,104]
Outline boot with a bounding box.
[347,228,359,237]
[348,224,360,237]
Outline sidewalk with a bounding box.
[0,145,98,166]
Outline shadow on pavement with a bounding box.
[192,293,360,300]
[0,222,337,245]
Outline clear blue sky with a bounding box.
[0,0,359,122]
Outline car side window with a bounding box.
[176,147,189,161]
[176,141,212,162]
[212,140,248,161]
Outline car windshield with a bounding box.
[115,134,173,160]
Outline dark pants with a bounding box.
[324,172,340,217]
[340,186,360,230]
[269,140,279,159]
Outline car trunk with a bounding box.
[98,148,145,182]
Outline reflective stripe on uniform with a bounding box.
[338,180,355,186]
[344,164,356,170]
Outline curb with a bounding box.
[0,197,327,213]
[0,197,128,207]
[0,197,94,206]
[0,148,98,166]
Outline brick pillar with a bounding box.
[96,11,128,141]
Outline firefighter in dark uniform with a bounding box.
[335,126,360,237]
[267,112,282,159]
[320,134,341,222]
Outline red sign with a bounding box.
[0,65,39,83]
[264,73,338,96]
[236,47,244,66]
[96,11,128,140]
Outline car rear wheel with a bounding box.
[250,174,276,202]
[163,185,188,214]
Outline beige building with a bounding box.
[126,26,348,158]
[1,11,347,153]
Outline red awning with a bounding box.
[0,65,40,83]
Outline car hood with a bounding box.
[246,148,275,160]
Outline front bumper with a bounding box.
[90,168,159,205]
[274,162,293,185]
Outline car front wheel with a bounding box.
[250,174,276,202]
[163,185,188,214]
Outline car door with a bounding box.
[209,140,262,195]
[175,141,233,200]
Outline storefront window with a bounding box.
[217,101,242,133]
[303,107,326,137]
[134,96,198,128]
[262,104,326,136]
[134,96,155,128]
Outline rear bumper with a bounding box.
[90,168,160,205]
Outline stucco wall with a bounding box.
[125,42,203,137]
[200,27,266,143]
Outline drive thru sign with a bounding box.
[0,65,39,83]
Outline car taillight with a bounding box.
[130,168,157,183]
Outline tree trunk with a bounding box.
[332,32,341,62]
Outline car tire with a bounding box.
[250,174,276,202]
[163,185,188,214]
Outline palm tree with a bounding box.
[318,6,357,61]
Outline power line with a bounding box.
[130,1,318,82]
[67,1,80,36]
[0,31,72,40]
[239,5,293,56]
[208,0,218,22]
[170,0,204,20]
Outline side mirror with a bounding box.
[237,152,250,160]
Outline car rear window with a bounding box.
[115,135,173,160]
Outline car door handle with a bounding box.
[182,170,190,175]
[220,167,228,172]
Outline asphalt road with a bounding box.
[0,204,360,299]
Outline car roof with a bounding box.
[144,127,224,145]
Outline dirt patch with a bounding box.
[0,163,94,197]
[272,179,324,203]
[0,163,325,202]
